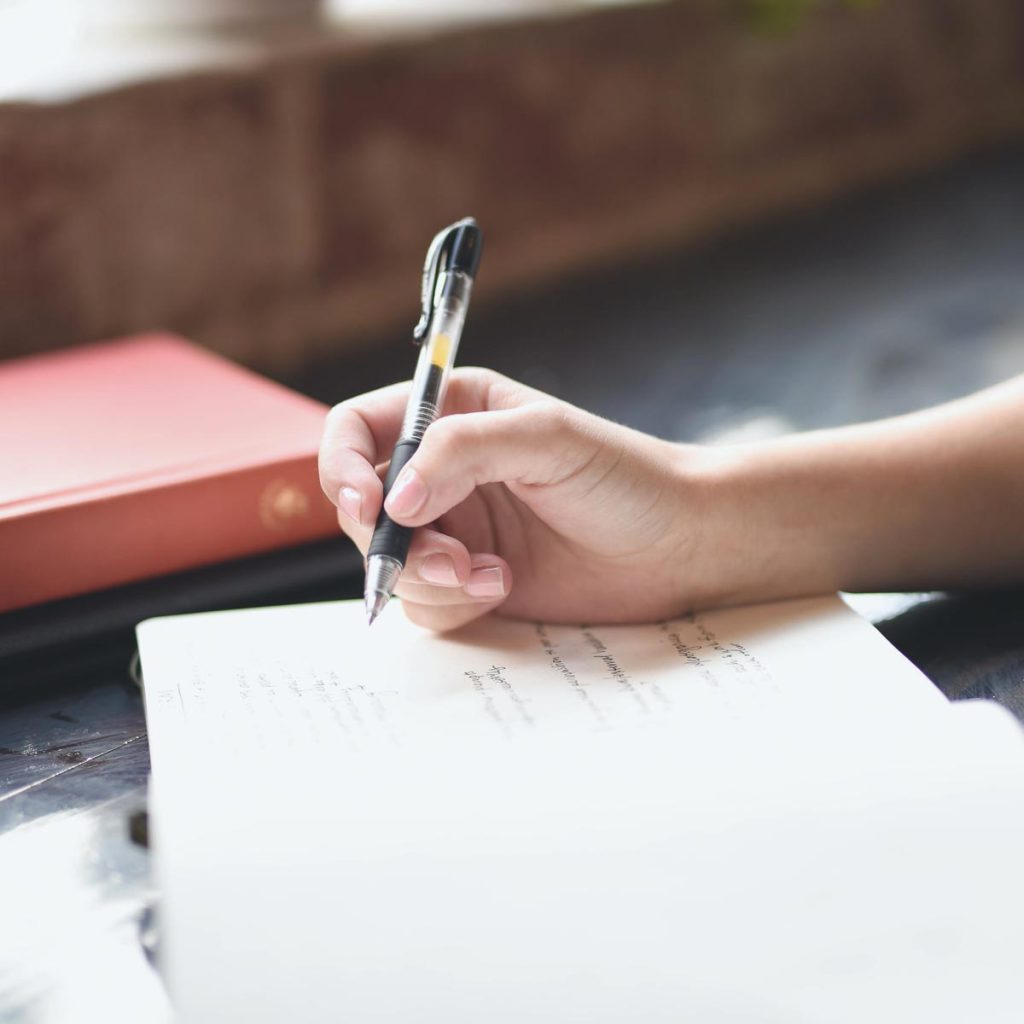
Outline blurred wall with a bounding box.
[1,0,1023,374]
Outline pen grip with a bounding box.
[367,440,419,564]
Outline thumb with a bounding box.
[383,403,596,527]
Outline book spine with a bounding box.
[0,455,342,613]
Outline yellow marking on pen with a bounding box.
[430,333,451,368]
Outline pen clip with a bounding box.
[412,225,455,344]
[412,218,473,344]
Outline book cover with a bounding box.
[0,333,342,612]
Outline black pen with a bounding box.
[364,217,483,625]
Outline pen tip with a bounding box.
[365,591,389,626]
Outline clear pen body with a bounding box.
[400,270,473,442]
[365,219,481,626]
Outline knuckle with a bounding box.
[534,399,573,435]
[484,371,530,410]
[324,401,354,430]
[457,366,503,389]
[455,366,529,412]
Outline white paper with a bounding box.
[140,595,945,762]
[138,596,1024,1023]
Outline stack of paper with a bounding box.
[138,596,1024,1023]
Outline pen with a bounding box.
[364,217,484,625]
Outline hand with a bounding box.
[324,369,1024,630]
[319,368,703,631]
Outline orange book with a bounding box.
[0,334,341,613]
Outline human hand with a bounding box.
[325,368,1024,629]
[319,368,705,631]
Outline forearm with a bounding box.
[693,376,1024,604]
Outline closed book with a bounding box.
[0,537,363,695]
[0,334,340,613]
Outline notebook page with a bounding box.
[139,595,944,769]
[139,595,1024,1024]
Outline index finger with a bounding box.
[318,381,409,513]
[318,368,533,516]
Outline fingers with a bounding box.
[384,402,597,528]
[319,368,534,527]
[338,511,513,625]
[318,368,537,632]
[342,519,473,580]
[401,596,504,632]
[400,553,512,632]
[318,382,408,526]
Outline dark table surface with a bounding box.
[3,145,1023,1022]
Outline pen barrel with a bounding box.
[367,440,419,563]
[368,272,474,569]
[399,272,472,443]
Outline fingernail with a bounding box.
[418,554,460,587]
[385,467,428,518]
[466,566,505,599]
[338,486,362,525]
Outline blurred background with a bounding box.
[2,6,1024,1020]
[1,0,1023,431]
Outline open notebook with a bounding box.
[138,596,1024,1024]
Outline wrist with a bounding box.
[668,438,851,610]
